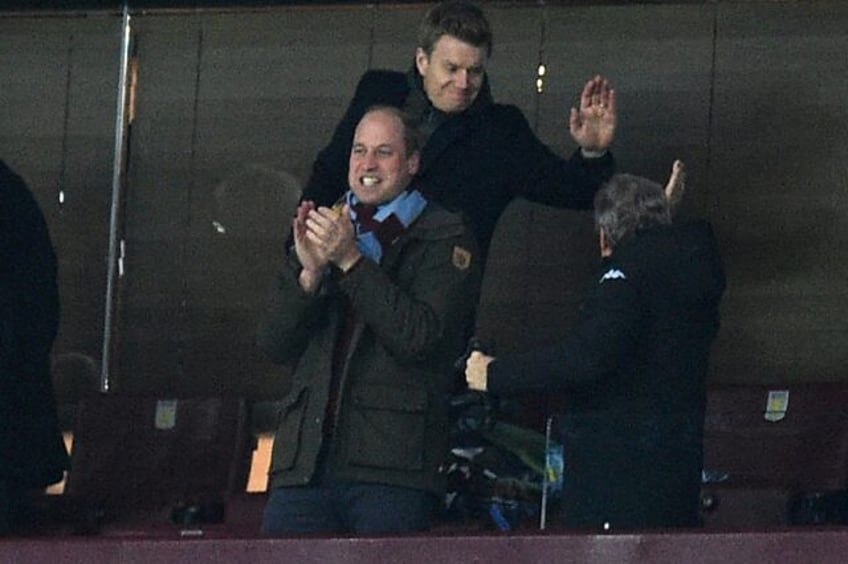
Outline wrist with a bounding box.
[336,249,363,274]
[298,268,322,294]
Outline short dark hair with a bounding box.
[417,1,493,58]
[360,105,423,157]
[594,174,671,250]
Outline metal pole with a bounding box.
[100,1,132,393]
[540,415,553,530]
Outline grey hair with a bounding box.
[594,173,671,250]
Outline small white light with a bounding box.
[118,239,126,277]
[537,63,546,77]
[212,220,227,234]
[58,190,65,204]
[536,77,545,94]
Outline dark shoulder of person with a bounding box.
[353,69,410,106]
[412,202,472,240]
[614,221,724,295]
[1,160,38,231]
[465,102,528,133]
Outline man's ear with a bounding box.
[407,151,421,176]
[415,48,429,76]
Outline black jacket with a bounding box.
[489,221,726,530]
[302,68,615,261]
[0,160,68,488]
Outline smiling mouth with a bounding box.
[361,176,379,186]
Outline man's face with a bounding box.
[416,35,487,114]
[348,110,420,206]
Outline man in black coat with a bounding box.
[465,173,726,530]
[0,159,69,535]
[301,0,617,262]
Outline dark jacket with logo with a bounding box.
[257,202,481,495]
[0,159,69,488]
[488,221,726,530]
[302,68,614,261]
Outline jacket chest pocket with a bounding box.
[348,384,428,471]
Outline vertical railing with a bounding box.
[100,1,133,392]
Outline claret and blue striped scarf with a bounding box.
[344,189,427,264]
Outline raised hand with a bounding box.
[569,75,617,154]
[664,159,686,212]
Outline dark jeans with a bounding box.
[262,479,435,536]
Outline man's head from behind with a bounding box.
[415,1,492,114]
[594,174,671,257]
[348,106,422,206]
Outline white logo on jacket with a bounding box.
[599,268,626,283]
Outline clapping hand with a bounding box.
[292,200,327,275]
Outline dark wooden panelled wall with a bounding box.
[1,2,846,405]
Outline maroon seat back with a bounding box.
[64,395,253,523]
[703,384,848,492]
[700,384,848,528]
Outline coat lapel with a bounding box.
[420,114,471,174]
